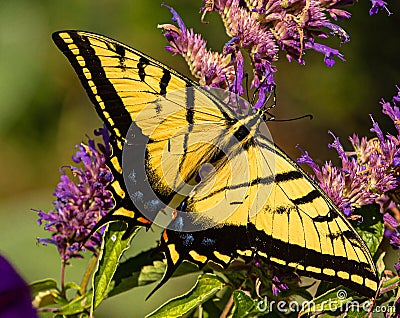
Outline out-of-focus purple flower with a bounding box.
[37,128,114,261]
[369,0,392,16]
[297,87,400,216]
[0,255,38,318]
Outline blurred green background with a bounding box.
[0,0,399,317]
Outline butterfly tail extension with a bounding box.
[146,230,185,300]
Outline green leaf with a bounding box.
[344,306,368,318]
[146,273,225,318]
[92,222,140,310]
[58,291,92,315]
[138,260,167,285]
[30,278,61,308]
[107,247,164,297]
[173,261,200,277]
[108,251,199,297]
[352,204,383,255]
[64,281,81,291]
[30,278,59,295]
[232,290,261,318]
[381,276,400,294]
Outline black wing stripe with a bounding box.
[291,189,322,205]
[192,170,311,204]
[53,32,133,138]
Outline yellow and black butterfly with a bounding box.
[52,30,378,297]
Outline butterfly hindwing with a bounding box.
[159,113,378,297]
[53,30,378,298]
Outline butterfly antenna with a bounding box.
[256,86,313,122]
[271,114,313,122]
[252,84,277,122]
[244,73,250,102]
[251,72,276,108]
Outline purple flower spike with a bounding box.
[298,87,400,217]
[37,130,114,261]
[161,1,356,110]
[383,212,400,250]
[0,255,38,318]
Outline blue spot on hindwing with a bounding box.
[144,199,161,212]
[181,233,195,247]
[131,191,144,203]
[128,169,137,184]
[201,237,216,247]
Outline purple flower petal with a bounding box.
[394,262,400,276]
[271,276,289,296]
[384,213,399,228]
[162,3,187,33]
[323,22,350,44]
[393,86,400,103]
[370,115,385,145]
[305,42,345,67]
[296,146,320,174]
[369,0,391,16]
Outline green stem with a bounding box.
[61,260,66,298]
[220,295,234,318]
[79,254,99,295]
